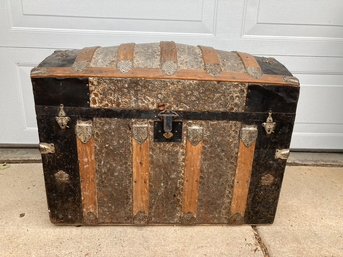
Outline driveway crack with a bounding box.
[251,225,271,257]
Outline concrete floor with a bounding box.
[0,164,342,257]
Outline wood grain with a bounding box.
[199,46,222,76]
[236,52,263,79]
[118,43,135,62]
[31,67,298,86]
[72,47,99,71]
[230,132,257,224]
[132,138,150,222]
[182,140,203,217]
[199,46,221,65]
[160,41,177,64]
[77,136,98,224]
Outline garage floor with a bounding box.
[0,163,342,257]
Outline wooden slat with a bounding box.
[72,47,99,71]
[199,45,222,76]
[31,67,299,86]
[76,128,98,225]
[118,43,135,62]
[182,140,203,217]
[160,41,177,63]
[182,126,204,223]
[236,52,263,79]
[132,125,150,224]
[117,43,135,73]
[160,41,178,75]
[199,46,221,65]
[230,125,258,224]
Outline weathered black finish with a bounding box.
[32,78,90,107]
[246,85,299,113]
[245,114,296,224]
[35,105,295,123]
[255,57,292,76]
[36,115,83,224]
[38,50,80,68]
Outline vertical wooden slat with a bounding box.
[236,52,263,79]
[182,140,203,214]
[182,127,203,223]
[132,124,150,224]
[76,120,98,224]
[230,125,258,224]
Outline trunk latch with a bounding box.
[154,110,182,142]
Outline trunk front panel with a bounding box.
[90,119,241,224]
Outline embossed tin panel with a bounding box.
[89,78,247,112]
[93,118,133,224]
[196,121,240,223]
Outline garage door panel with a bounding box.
[244,0,343,38]
[9,0,217,34]
[0,0,342,149]
[0,48,53,145]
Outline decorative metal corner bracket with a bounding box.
[75,120,93,144]
[275,149,290,160]
[188,126,203,146]
[262,111,276,135]
[39,143,55,154]
[117,60,133,73]
[240,125,258,148]
[132,124,149,144]
[55,104,70,130]
[204,64,222,77]
[161,61,178,76]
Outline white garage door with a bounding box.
[0,0,342,150]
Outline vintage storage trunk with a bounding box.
[31,42,300,225]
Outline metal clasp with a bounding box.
[262,111,276,135]
[56,104,70,130]
[39,143,55,154]
[275,149,290,160]
[158,110,179,139]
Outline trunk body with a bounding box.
[31,42,299,225]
